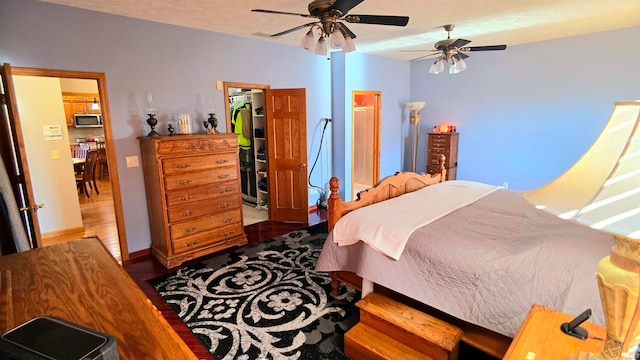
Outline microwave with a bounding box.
[74,114,103,128]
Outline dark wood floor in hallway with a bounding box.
[122,209,328,360]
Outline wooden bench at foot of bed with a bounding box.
[345,292,463,360]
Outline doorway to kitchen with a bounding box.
[1,64,127,261]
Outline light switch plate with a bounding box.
[126,156,139,168]
[216,80,223,90]
[52,150,60,159]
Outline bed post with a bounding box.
[328,176,343,296]
[328,176,343,232]
[438,154,447,182]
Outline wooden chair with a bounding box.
[96,147,109,180]
[76,150,99,198]
[71,146,89,159]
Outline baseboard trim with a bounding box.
[129,248,151,259]
[41,226,84,239]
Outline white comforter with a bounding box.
[332,180,500,260]
[316,188,614,337]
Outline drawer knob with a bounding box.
[222,217,232,223]
[184,226,197,233]
[216,159,228,164]
[176,163,191,169]
[218,189,229,194]
[223,230,234,236]
[219,203,230,208]
[180,195,193,201]
[181,210,194,216]
[185,241,198,247]
[218,174,230,179]
[178,179,192,185]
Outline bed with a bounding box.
[315,166,615,357]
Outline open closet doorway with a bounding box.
[223,82,309,224]
[351,90,381,199]
[224,82,270,226]
[0,64,127,261]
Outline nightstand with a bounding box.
[503,304,606,359]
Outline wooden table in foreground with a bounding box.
[503,304,606,359]
[0,239,198,360]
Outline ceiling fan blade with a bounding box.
[410,53,441,61]
[328,0,364,15]
[466,45,507,51]
[449,39,471,48]
[252,9,314,18]
[345,15,409,26]
[270,22,317,37]
[458,52,469,59]
[339,23,357,40]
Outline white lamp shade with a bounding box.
[524,102,640,239]
[329,29,345,49]
[342,36,356,53]
[406,102,426,111]
[300,31,315,51]
[314,37,327,56]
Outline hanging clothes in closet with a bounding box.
[229,97,256,203]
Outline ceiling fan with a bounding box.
[405,24,507,74]
[252,0,409,56]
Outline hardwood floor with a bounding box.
[40,178,121,260]
[122,208,328,360]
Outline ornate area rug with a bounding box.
[149,222,360,360]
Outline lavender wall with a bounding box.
[331,52,411,199]
[410,26,640,190]
[0,0,333,252]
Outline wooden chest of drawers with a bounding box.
[139,134,247,268]
[427,133,458,180]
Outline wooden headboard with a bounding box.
[328,154,447,232]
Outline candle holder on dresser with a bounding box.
[206,112,218,134]
[145,92,159,137]
[146,113,160,137]
[168,122,175,136]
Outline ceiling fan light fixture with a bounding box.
[314,36,327,56]
[449,61,459,74]
[342,35,356,53]
[300,29,315,51]
[329,26,345,49]
[429,58,445,74]
[455,57,467,72]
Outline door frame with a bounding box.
[351,90,381,198]
[223,82,270,220]
[223,82,270,133]
[6,65,128,259]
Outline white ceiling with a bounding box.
[38,0,640,61]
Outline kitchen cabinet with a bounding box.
[62,92,100,126]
